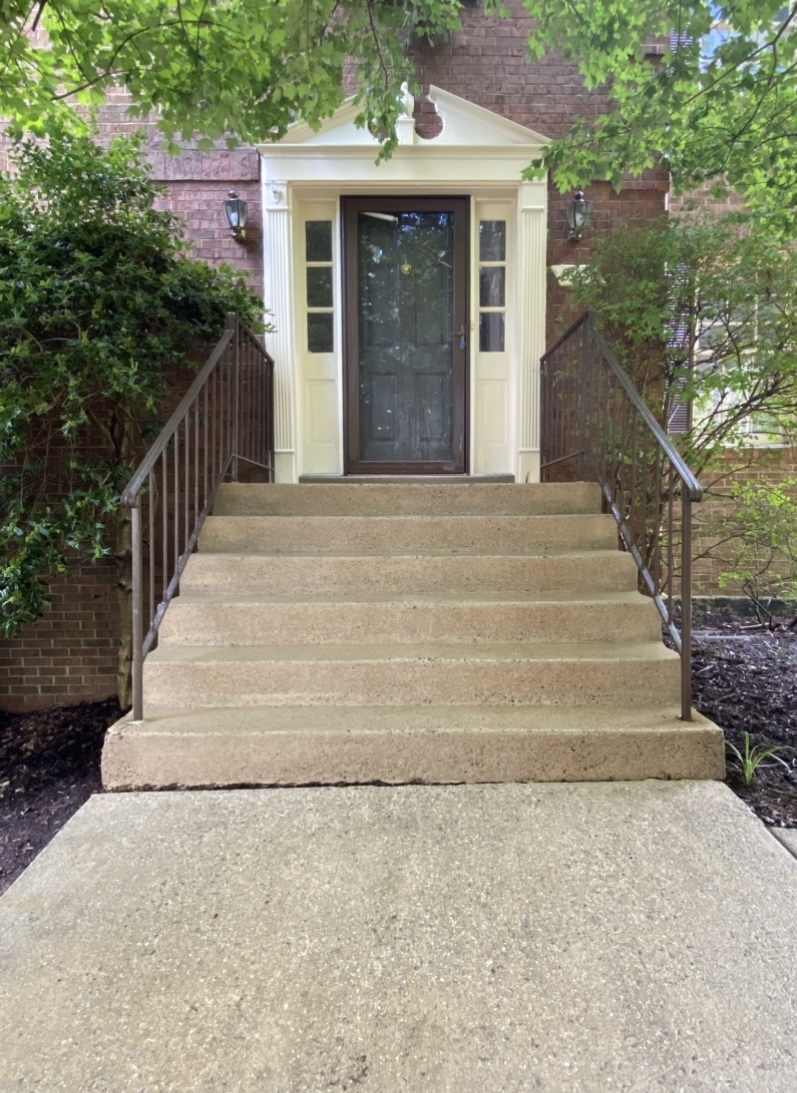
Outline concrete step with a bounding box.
[103,479,722,790]
[198,513,618,554]
[159,591,661,646]
[142,641,680,710]
[102,704,726,788]
[299,473,516,483]
[213,482,602,517]
[179,550,639,596]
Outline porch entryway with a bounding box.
[259,86,550,483]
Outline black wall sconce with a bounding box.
[224,190,248,242]
[566,188,591,241]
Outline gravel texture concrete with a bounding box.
[2,782,796,1092]
[142,640,681,710]
[197,513,618,554]
[212,481,602,517]
[103,705,725,789]
[158,590,662,647]
[179,549,638,596]
[772,827,797,860]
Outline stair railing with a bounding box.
[540,310,702,721]
[121,313,275,721]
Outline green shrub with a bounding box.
[0,129,262,701]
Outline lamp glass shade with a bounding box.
[566,189,590,236]
[224,192,248,232]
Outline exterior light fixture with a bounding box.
[224,190,248,242]
[565,188,591,241]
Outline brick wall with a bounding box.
[3,3,669,332]
[410,2,606,142]
[1,104,263,295]
[148,149,263,294]
[1,105,262,711]
[545,177,668,347]
[670,186,747,217]
[0,557,119,713]
[0,360,217,713]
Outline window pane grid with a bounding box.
[305,220,334,353]
[478,218,507,353]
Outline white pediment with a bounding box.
[267,85,549,153]
[426,87,548,148]
[275,98,384,148]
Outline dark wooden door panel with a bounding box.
[344,197,468,474]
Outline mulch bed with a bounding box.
[0,698,120,896]
[1,614,796,896]
[691,612,797,829]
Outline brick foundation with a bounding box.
[0,558,118,712]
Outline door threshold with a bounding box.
[299,474,516,484]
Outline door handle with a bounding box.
[457,324,466,350]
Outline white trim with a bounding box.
[550,264,581,285]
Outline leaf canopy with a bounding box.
[523,1,797,235]
[4,2,792,227]
[0,0,469,157]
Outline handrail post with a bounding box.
[230,313,240,482]
[578,313,590,480]
[267,354,276,482]
[131,503,144,721]
[681,492,694,721]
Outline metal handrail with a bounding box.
[122,312,275,720]
[589,323,703,503]
[540,310,701,721]
[120,330,234,506]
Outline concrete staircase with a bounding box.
[102,482,725,788]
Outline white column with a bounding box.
[262,177,297,482]
[517,182,547,483]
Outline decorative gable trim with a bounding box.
[259,85,549,183]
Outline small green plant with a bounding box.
[726,732,791,787]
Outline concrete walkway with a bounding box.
[1,782,796,1092]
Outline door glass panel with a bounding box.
[305,218,334,353]
[479,312,505,353]
[307,267,333,308]
[479,220,506,262]
[306,220,332,262]
[358,210,455,463]
[478,217,507,355]
[308,312,334,353]
[479,266,505,308]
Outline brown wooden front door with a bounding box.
[343,197,469,474]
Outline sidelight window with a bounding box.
[305,220,334,353]
[478,219,506,352]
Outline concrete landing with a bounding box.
[2,783,797,1091]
